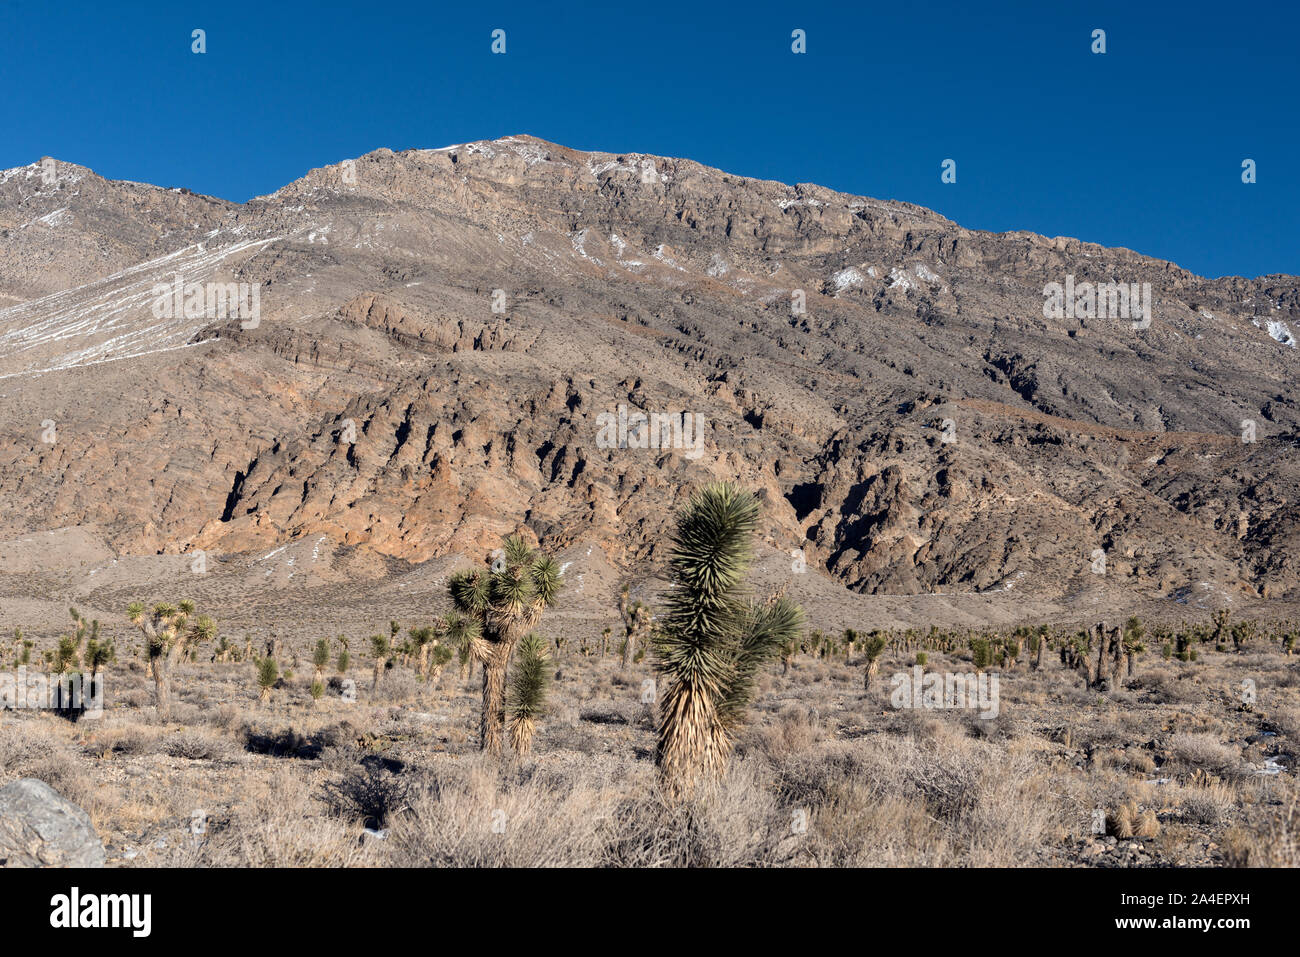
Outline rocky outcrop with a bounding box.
[0,778,106,868]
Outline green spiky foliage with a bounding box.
[448,534,563,755]
[1123,616,1147,676]
[969,637,992,671]
[84,633,115,681]
[427,643,454,685]
[653,483,804,797]
[312,638,331,680]
[257,657,279,702]
[506,633,551,756]
[443,611,483,682]
[861,632,889,690]
[54,635,79,674]
[127,599,217,719]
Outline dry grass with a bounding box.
[0,631,1296,867]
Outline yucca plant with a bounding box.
[427,643,454,686]
[448,534,562,755]
[443,611,483,683]
[312,638,330,682]
[127,598,216,719]
[369,634,391,692]
[84,634,115,682]
[861,631,889,690]
[652,483,803,798]
[257,656,279,703]
[506,632,551,756]
[618,584,653,671]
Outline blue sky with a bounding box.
[0,0,1295,279]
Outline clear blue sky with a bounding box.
[1,0,1294,279]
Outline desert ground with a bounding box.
[2,592,1296,868]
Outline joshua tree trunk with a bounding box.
[510,716,536,756]
[657,673,727,799]
[153,657,170,719]
[480,642,514,755]
[1092,623,1108,690]
[372,659,383,692]
[1034,635,1045,671]
[863,657,880,690]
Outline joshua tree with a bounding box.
[443,611,482,683]
[448,534,563,755]
[312,638,330,683]
[257,656,279,703]
[861,631,888,690]
[427,643,454,687]
[84,633,116,682]
[506,633,551,756]
[127,599,216,719]
[1031,625,1049,671]
[369,634,391,692]
[653,483,803,798]
[618,584,652,671]
[1122,616,1146,677]
[601,626,612,657]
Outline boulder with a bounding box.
[0,778,106,868]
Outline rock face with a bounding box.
[0,134,1297,627]
[0,778,106,867]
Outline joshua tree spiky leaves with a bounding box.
[448,534,562,755]
[652,482,803,798]
[506,632,551,756]
[127,599,216,719]
[312,638,330,683]
[443,611,484,683]
[257,656,279,703]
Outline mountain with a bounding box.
[2,135,1298,640]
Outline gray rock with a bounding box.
[0,778,106,868]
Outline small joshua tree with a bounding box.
[618,584,652,671]
[127,599,216,719]
[84,634,115,682]
[257,656,279,703]
[861,631,889,690]
[448,534,562,755]
[653,483,803,798]
[1122,616,1146,677]
[427,643,454,687]
[506,633,551,756]
[443,611,482,683]
[312,638,330,683]
[369,634,391,692]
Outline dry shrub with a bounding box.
[168,768,375,867]
[384,755,632,866]
[1168,733,1245,779]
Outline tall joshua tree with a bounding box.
[448,534,562,755]
[653,483,803,798]
[127,599,216,720]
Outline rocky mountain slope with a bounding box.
[1,135,1298,637]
